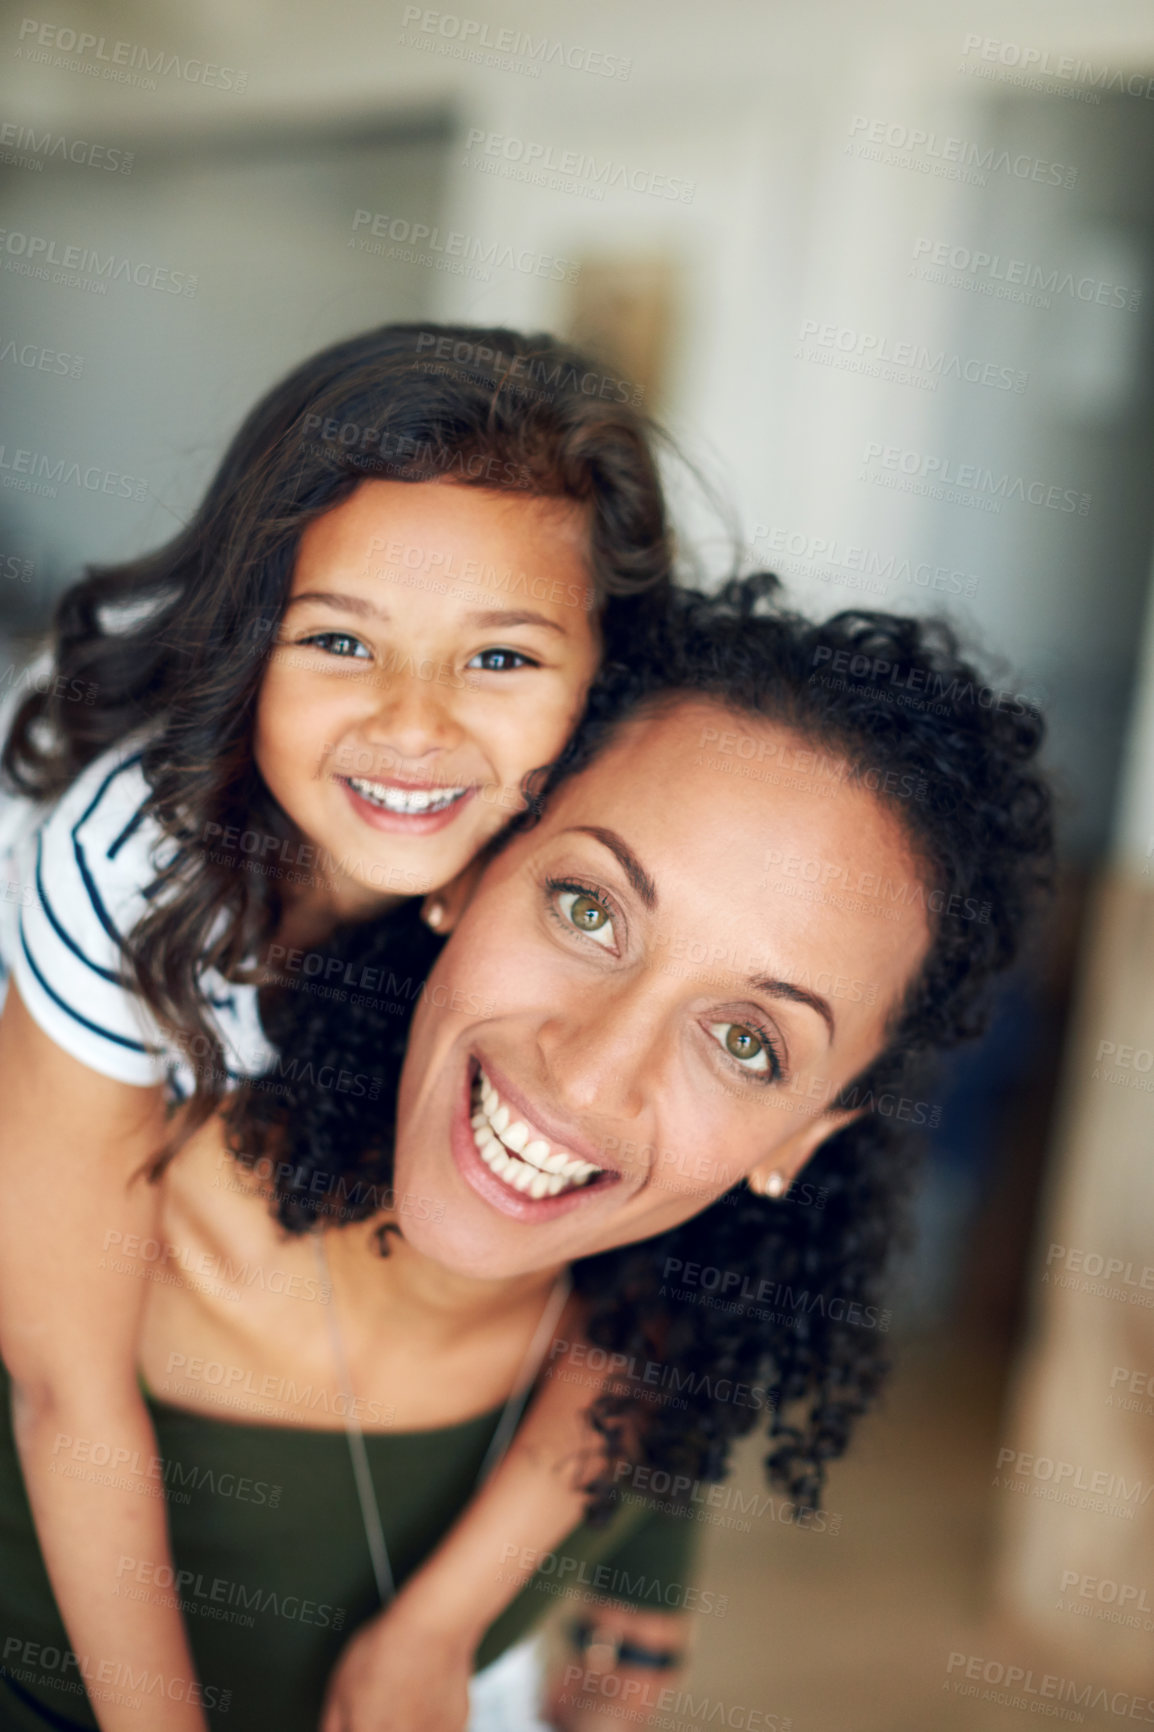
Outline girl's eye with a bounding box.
[467,648,536,672]
[708,1021,778,1078]
[300,631,371,660]
[556,889,616,949]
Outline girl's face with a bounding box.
[255,480,599,906]
[394,698,932,1279]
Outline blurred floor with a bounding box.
[674,1328,1114,1732]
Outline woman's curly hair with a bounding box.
[228,572,1054,1520]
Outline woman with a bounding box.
[0,578,1053,1731]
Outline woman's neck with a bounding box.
[325,1216,567,1346]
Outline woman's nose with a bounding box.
[538,979,657,1125]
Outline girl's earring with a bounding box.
[751,1169,786,1199]
[423,899,446,931]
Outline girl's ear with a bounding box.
[420,857,486,935]
[747,1106,862,1197]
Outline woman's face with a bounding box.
[255,479,599,905]
[394,698,932,1278]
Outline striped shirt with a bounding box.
[0,741,275,1096]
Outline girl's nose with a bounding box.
[364,664,463,762]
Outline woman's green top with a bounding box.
[0,1363,696,1730]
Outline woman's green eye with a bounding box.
[558,890,615,947]
[708,1022,770,1072]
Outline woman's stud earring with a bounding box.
[424,899,446,930]
[760,1169,786,1199]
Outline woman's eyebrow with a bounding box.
[566,826,658,909]
[749,976,836,1044]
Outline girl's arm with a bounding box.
[0,987,210,1732]
[321,1338,604,1732]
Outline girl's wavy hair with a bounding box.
[1,322,673,1143]
[228,573,1054,1519]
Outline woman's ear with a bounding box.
[420,856,486,935]
[747,1106,862,1198]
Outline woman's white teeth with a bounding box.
[348,778,466,814]
[470,1067,603,1198]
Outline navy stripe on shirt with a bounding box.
[33,834,123,986]
[71,752,146,952]
[18,920,156,1056]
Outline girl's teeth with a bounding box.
[348,778,466,814]
[470,1066,606,1200]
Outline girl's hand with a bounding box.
[320,1608,474,1732]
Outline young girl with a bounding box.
[0,321,673,1732]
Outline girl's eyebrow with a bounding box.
[285,589,385,619]
[463,608,566,636]
[285,594,566,636]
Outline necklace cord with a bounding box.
[313,1230,572,1609]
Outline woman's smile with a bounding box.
[394,696,932,1277]
[451,1055,623,1221]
